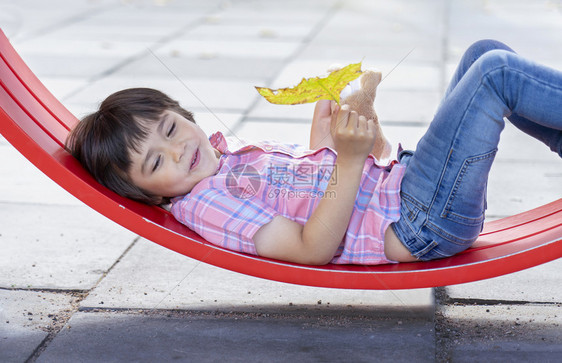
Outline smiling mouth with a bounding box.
[190,149,199,170]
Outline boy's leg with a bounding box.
[442,39,514,99]
[392,50,562,261]
[444,39,562,156]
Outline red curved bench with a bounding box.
[1,29,560,289]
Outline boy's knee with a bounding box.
[474,49,513,76]
[466,39,514,58]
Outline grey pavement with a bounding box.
[0,0,561,362]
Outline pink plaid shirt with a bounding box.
[171,132,406,265]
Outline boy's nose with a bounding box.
[170,142,185,163]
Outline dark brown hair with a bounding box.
[65,88,195,205]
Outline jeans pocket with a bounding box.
[441,149,497,226]
[401,192,426,223]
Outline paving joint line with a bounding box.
[230,0,342,137]
[441,297,562,306]
[0,287,89,293]
[12,4,118,43]
[24,236,141,362]
[24,290,88,363]
[76,305,432,321]
[434,286,451,362]
[61,4,224,102]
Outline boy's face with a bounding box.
[129,110,221,201]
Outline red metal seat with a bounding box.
[1,29,560,289]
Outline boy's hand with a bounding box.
[309,99,336,150]
[331,104,376,164]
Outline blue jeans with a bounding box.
[391,39,562,261]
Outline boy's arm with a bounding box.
[254,105,376,265]
[253,160,364,265]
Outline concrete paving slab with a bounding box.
[38,77,90,103]
[299,41,443,64]
[382,124,429,152]
[314,20,442,53]
[314,0,445,43]
[246,100,316,122]
[208,1,333,26]
[494,121,562,163]
[14,38,153,59]
[194,111,243,137]
[439,304,562,362]
[48,22,172,42]
[16,54,122,79]
[38,310,434,363]
[81,238,434,318]
[0,145,81,206]
[65,77,260,113]
[0,203,135,290]
[0,289,78,363]
[448,1,562,63]
[0,0,114,41]
[114,53,285,82]
[374,90,441,123]
[235,121,312,146]
[446,259,562,304]
[41,1,212,43]
[266,60,441,92]
[156,39,301,60]
[182,23,315,41]
[82,5,206,29]
[63,103,98,122]
[486,162,561,218]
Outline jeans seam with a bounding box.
[440,149,497,225]
[401,192,427,213]
[425,221,478,246]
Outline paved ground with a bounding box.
[1,0,561,362]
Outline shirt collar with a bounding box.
[209,131,229,154]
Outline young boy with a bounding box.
[67,86,413,265]
[67,40,562,266]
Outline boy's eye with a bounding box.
[152,155,162,172]
[167,122,176,137]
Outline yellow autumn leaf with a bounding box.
[255,62,363,105]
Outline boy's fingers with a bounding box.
[332,104,346,127]
[357,115,369,131]
[315,99,332,117]
[348,111,359,129]
[330,104,341,130]
[366,118,374,131]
